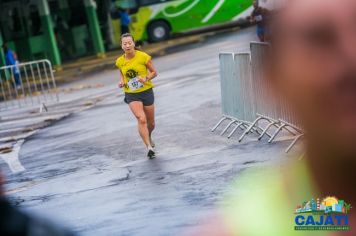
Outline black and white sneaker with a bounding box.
[147,148,156,159]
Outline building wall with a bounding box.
[0,0,107,67]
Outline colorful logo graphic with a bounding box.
[126,69,138,79]
[294,197,351,231]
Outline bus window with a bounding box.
[115,0,139,14]
[118,0,138,9]
[0,3,26,41]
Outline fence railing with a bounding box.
[212,42,304,153]
[0,59,59,111]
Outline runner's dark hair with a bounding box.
[121,33,141,51]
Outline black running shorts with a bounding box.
[124,88,154,106]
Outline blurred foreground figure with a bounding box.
[190,0,356,235]
[0,173,76,236]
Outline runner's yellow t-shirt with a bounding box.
[115,50,154,94]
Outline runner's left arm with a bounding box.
[138,60,157,83]
[146,60,157,81]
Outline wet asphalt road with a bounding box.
[1,28,299,236]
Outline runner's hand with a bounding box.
[119,81,125,88]
[138,77,147,84]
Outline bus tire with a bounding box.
[147,21,170,42]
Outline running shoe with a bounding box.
[150,138,155,148]
[147,148,156,159]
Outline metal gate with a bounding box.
[0,59,59,111]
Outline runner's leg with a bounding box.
[143,104,155,137]
[144,104,155,147]
[260,33,265,42]
[129,101,151,147]
[257,26,265,42]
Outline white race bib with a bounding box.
[128,77,144,91]
[255,15,263,22]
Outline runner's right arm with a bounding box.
[118,70,125,88]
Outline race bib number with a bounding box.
[255,15,263,22]
[128,77,144,91]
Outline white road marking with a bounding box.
[1,140,26,173]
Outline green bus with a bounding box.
[113,0,254,43]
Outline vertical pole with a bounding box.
[0,30,10,82]
[59,0,70,21]
[0,30,6,67]
[37,0,62,69]
[84,0,106,58]
[0,30,5,110]
[59,0,69,11]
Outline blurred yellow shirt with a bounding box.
[221,161,332,236]
[116,50,153,94]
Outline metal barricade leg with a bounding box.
[238,116,262,142]
[227,121,244,139]
[258,121,279,140]
[252,126,263,135]
[285,134,304,153]
[211,116,228,132]
[283,126,298,136]
[268,123,287,143]
[220,120,237,136]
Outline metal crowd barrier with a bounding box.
[0,59,59,111]
[211,53,260,138]
[211,53,234,133]
[238,43,278,142]
[212,42,304,153]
